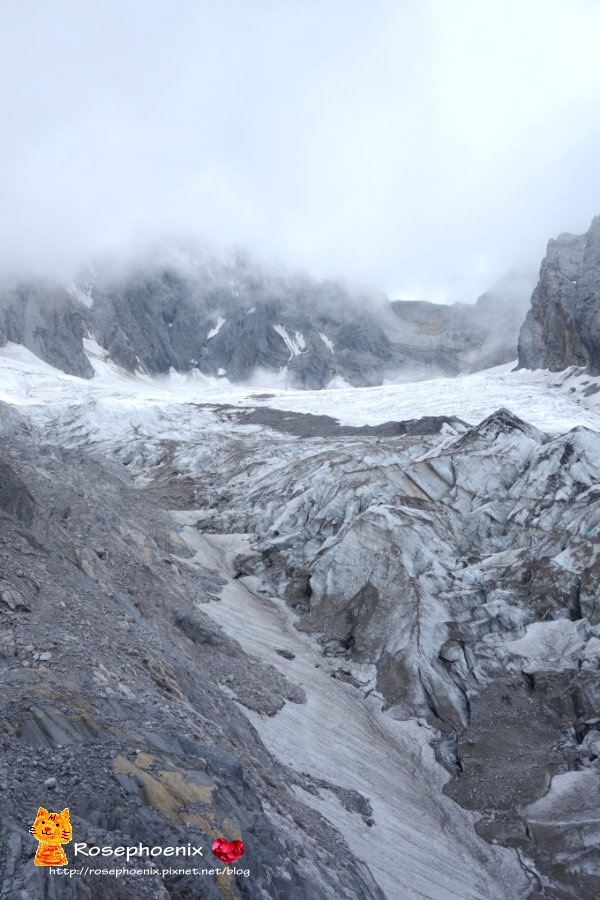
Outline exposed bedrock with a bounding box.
[518,215,600,374]
[0,283,93,377]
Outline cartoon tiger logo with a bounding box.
[30,807,72,866]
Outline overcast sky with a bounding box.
[2,0,600,301]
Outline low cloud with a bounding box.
[1,0,600,300]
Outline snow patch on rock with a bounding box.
[207,316,226,339]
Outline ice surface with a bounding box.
[524,770,600,824]
[501,619,590,672]
[2,345,600,438]
[177,526,526,900]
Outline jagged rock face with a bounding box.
[0,251,531,388]
[518,216,600,373]
[576,217,600,372]
[87,261,372,386]
[0,284,93,378]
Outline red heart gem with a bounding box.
[212,838,245,863]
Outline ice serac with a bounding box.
[518,215,600,373]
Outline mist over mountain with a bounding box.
[2,2,600,300]
[0,248,534,390]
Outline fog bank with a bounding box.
[1,0,599,300]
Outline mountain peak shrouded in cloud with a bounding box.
[0,242,533,389]
[1,1,600,298]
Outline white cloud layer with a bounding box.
[1,0,600,300]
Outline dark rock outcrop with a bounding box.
[518,216,600,372]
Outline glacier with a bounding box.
[1,341,600,898]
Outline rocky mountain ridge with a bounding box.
[0,249,530,389]
[4,214,600,392]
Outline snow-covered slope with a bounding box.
[2,343,600,437]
